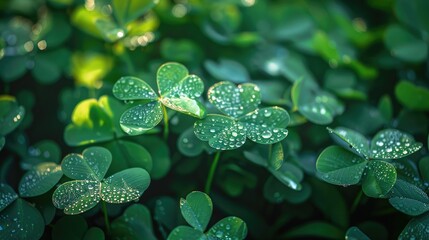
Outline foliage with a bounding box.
[1,0,429,239]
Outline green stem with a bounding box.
[205,151,221,194]
[121,50,135,75]
[101,201,111,236]
[161,104,169,141]
[350,189,363,213]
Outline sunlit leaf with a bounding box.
[113,76,158,101]
[52,180,101,215]
[61,146,112,181]
[119,102,163,135]
[208,81,261,119]
[112,0,158,26]
[101,168,150,204]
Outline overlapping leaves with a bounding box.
[113,62,206,135]
[52,146,150,214]
[0,183,45,240]
[194,81,289,150]
[167,191,247,240]
[317,127,422,198]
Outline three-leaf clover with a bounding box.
[52,146,150,214]
[194,81,289,150]
[0,183,45,240]
[316,127,423,197]
[167,191,248,240]
[113,62,206,135]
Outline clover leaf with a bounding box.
[0,183,45,240]
[0,95,25,151]
[111,204,157,240]
[64,95,127,146]
[113,62,206,135]
[194,81,289,150]
[52,146,150,214]
[317,127,423,198]
[167,191,247,240]
[19,162,63,197]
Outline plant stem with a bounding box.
[161,104,169,140]
[205,151,221,195]
[101,201,111,236]
[121,50,135,75]
[350,189,363,213]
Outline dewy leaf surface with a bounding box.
[194,114,246,150]
[19,162,63,197]
[240,107,289,144]
[328,127,370,159]
[101,168,150,203]
[0,183,18,212]
[119,102,163,135]
[370,129,422,159]
[316,146,367,185]
[361,160,397,198]
[207,216,248,240]
[62,146,112,181]
[52,180,101,215]
[0,199,44,240]
[208,81,261,118]
[157,63,206,118]
[179,191,213,232]
[113,76,158,101]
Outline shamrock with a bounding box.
[167,191,247,240]
[317,127,423,198]
[194,81,289,150]
[52,146,150,214]
[113,62,206,135]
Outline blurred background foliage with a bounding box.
[1,0,429,239]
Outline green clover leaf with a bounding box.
[64,95,127,146]
[0,183,45,240]
[167,191,247,240]
[52,146,150,214]
[195,81,289,150]
[318,127,423,197]
[179,191,213,232]
[19,162,63,197]
[208,81,261,118]
[113,62,206,135]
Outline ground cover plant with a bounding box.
[1,0,429,239]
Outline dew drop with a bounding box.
[262,130,272,139]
